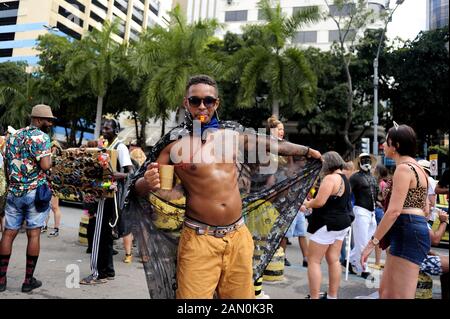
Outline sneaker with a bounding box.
[48,228,59,238]
[21,277,42,293]
[347,263,358,275]
[361,271,372,279]
[256,291,271,299]
[0,278,6,292]
[41,226,47,233]
[98,274,115,281]
[123,254,132,263]
[284,258,291,267]
[80,274,107,285]
[305,292,327,299]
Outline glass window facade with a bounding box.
[225,10,248,22]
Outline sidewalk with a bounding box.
[0,205,445,299]
[263,237,444,299]
[0,205,149,299]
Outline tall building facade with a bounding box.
[174,0,386,51]
[0,0,172,65]
[426,0,449,30]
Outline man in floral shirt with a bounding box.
[0,104,55,293]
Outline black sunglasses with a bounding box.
[187,96,217,108]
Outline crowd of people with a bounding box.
[0,74,448,300]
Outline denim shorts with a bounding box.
[4,190,50,230]
[389,214,431,266]
[286,212,307,238]
[375,207,384,225]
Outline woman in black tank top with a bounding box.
[304,151,353,299]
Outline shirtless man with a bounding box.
[135,75,321,299]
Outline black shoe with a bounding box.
[0,279,6,292]
[302,260,308,268]
[361,272,371,279]
[21,277,42,293]
[98,273,115,281]
[112,249,118,255]
[305,292,327,299]
[286,238,292,245]
[284,258,291,266]
[347,263,358,275]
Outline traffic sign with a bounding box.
[429,154,438,176]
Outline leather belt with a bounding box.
[183,216,244,238]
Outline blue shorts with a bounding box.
[4,190,50,230]
[286,212,307,238]
[389,214,431,266]
[375,207,384,225]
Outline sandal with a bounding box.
[79,274,107,285]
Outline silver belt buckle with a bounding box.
[213,228,227,238]
[195,227,206,235]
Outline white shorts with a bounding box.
[309,225,350,245]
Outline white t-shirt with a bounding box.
[116,143,132,171]
[428,176,437,196]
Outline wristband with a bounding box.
[304,147,310,157]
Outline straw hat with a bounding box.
[417,159,431,175]
[353,153,377,170]
[31,104,57,120]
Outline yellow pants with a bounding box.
[176,224,255,299]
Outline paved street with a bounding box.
[0,204,445,299]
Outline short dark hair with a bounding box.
[103,118,120,133]
[375,164,388,179]
[322,151,346,175]
[387,124,417,157]
[185,75,218,96]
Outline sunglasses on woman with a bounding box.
[187,96,218,108]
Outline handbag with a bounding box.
[379,178,393,250]
[35,182,52,212]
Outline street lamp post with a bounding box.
[373,0,404,156]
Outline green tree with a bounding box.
[324,0,376,155]
[131,5,221,137]
[66,20,126,138]
[0,62,57,129]
[226,0,320,118]
[386,27,449,152]
[35,33,98,146]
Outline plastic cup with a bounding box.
[159,164,174,190]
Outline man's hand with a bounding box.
[307,148,321,160]
[113,172,127,181]
[438,210,449,224]
[144,162,161,191]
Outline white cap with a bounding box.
[417,159,431,175]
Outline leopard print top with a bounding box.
[402,163,427,210]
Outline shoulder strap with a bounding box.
[400,162,428,190]
[406,163,420,188]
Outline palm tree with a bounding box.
[131,6,221,137]
[0,75,58,128]
[226,0,321,118]
[66,20,125,138]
